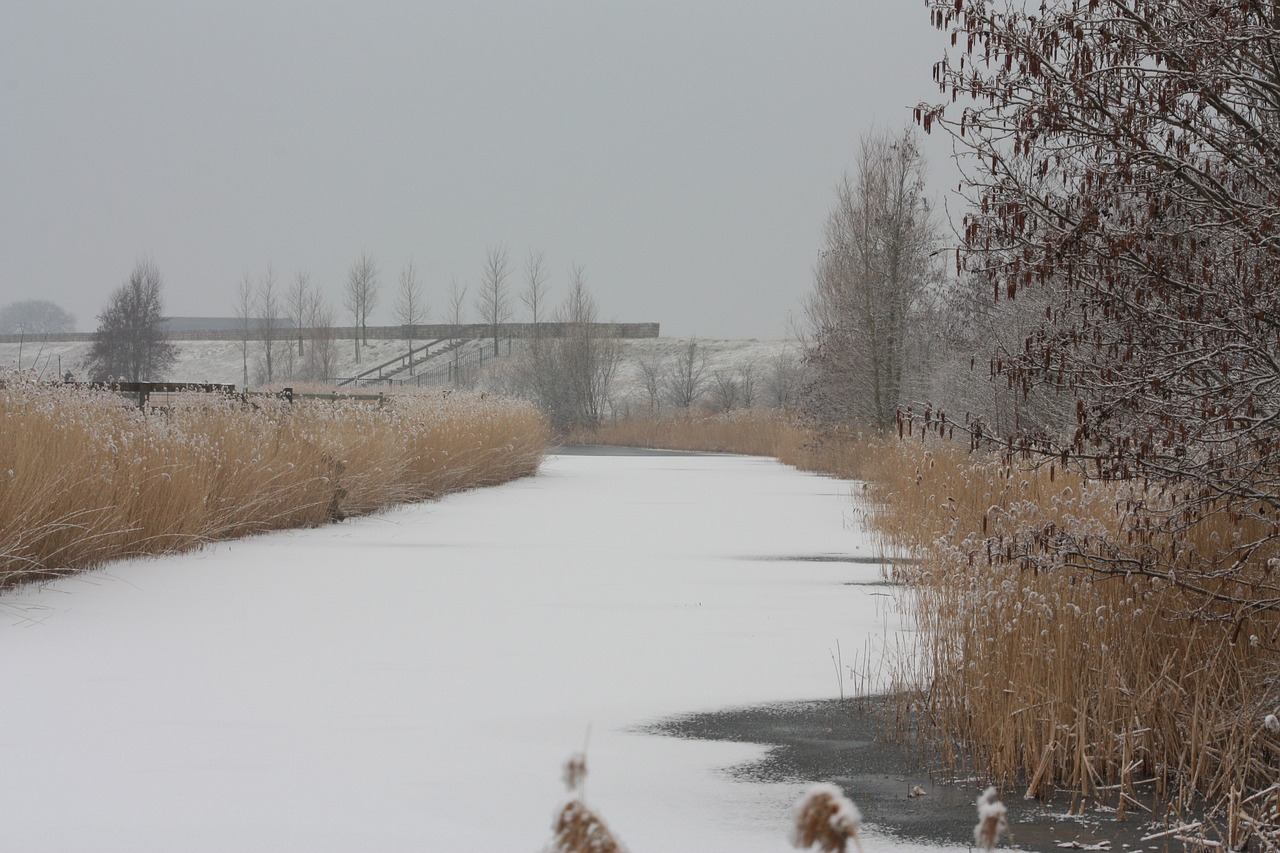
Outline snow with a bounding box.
[0,337,801,390]
[1,451,963,853]
[0,337,458,387]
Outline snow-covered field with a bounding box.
[0,451,958,853]
[0,336,801,394]
[0,337,450,387]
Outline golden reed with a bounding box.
[579,412,1280,838]
[0,377,548,588]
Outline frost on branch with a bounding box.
[791,783,863,853]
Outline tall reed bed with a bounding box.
[580,412,1280,838]
[0,376,548,588]
[576,410,870,479]
[868,436,1280,836]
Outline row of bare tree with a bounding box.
[222,245,574,386]
[627,341,806,416]
[803,124,1090,444]
[75,243,577,386]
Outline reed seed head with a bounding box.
[548,799,626,853]
[974,786,1007,850]
[791,783,862,853]
[563,752,588,794]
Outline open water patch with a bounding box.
[642,697,1177,853]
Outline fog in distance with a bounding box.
[1,3,950,338]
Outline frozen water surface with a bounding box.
[1,451,964,853]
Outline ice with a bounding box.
[1,452,960,853]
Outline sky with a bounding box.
[1,2,955,340]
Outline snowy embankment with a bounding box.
[0,451,957,853]
[0,337,801,390]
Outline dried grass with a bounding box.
[573,411,870,480]
[867,435,1280,836]
[579,412,1280,840]
[0,374,548,588]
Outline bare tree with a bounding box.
[764,350,806,410]
[709,370,741,414]
[446,278,467,328]
[301,291,337,382]
[921,0,1280,594]
[526,265,620,431]
[287,271,312,363]
[446,278,468,382]
[562,265,620,428]
[256,263,279,384]
[635,354,666,414]
[924,271,1072,439]
[665,338,709,410]
[475,244,512,357]
[912,4,1280,832]
[736,363,758,409]
[0,300,75,335]
[234,271,254,388]
[344,251,379,362]
[522,248,550,327]
[805,128,939,429]
[394,258,427,360]
[84,258,177,382]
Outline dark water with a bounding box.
[643,698,1187,853]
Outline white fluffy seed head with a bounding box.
[791,783,862,852]
[974,786,1008,850]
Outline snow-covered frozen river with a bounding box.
[1,450,954,852]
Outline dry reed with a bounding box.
[973,787,1008,851]
[0,374,548,588]
[548,801,628,853]
[580,412,1280,841]
[574,411,870,479]
[548,752,628,853]
[790,784,863,853]
[866,435,1280,839]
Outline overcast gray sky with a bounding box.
[1,2,953,339]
